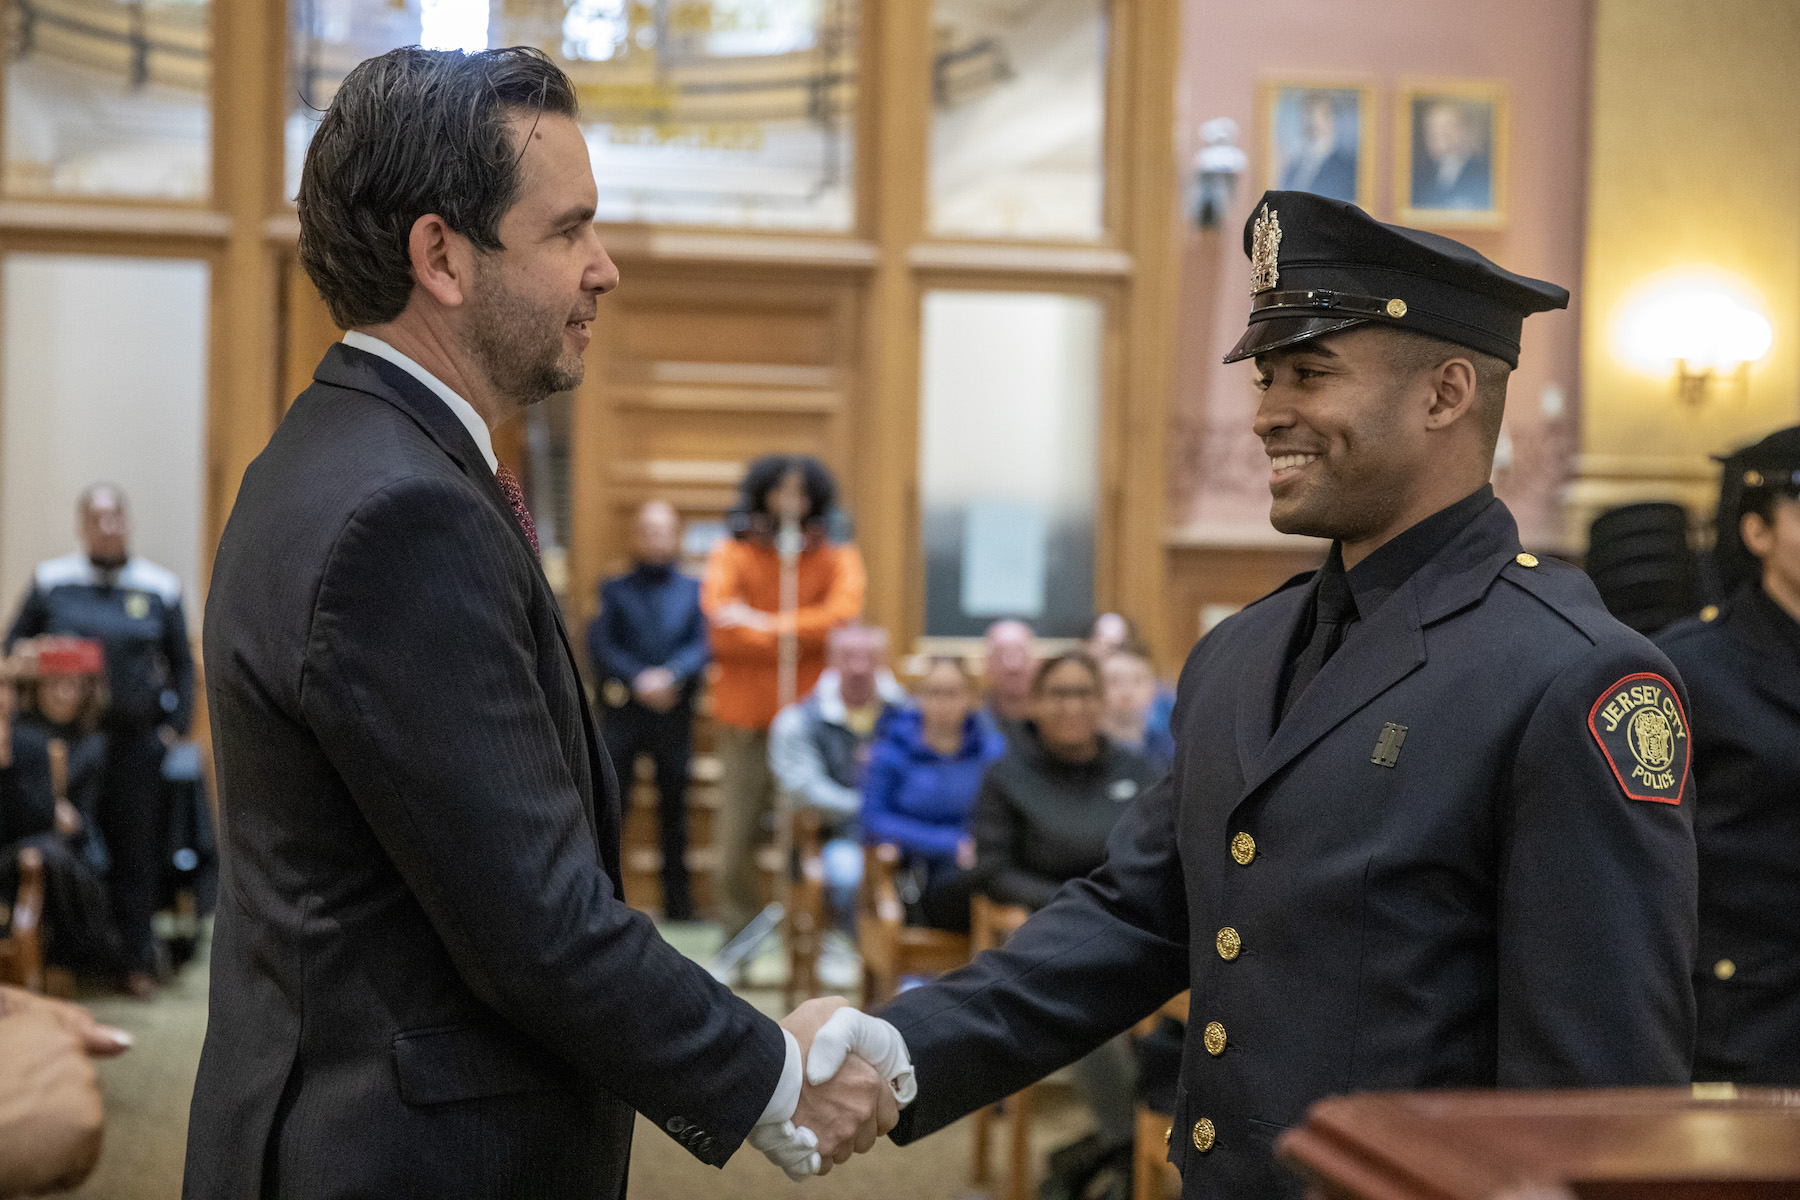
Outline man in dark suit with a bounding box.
[589,499,707,920]
[869,192,1698,1198]
[185,46,902,1199]
[1658,426,1800,1085]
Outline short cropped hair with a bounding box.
[297,46,578,329]
[1378,327,1513,448]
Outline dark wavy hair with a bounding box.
[1031,650,1102,694]
[726,454,839,539]
[297,46,579,329]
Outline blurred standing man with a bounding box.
[980,619,1036,743]
[589,500,708,921]
[188,47,898,1199]
[6,485,194,997]
[1658,426,1800,1085]
[873,193,1697,1198]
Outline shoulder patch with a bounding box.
[1587,672,1689,804]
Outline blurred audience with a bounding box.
[970,650,1162,1177]
[1086,611,1174,743]
[6,486,195,998]
[588,500,709,921]
[769,625,905,982]
[980,619,1036,743]
[1,642,125,984]
[1099,643,1175,770]
[860,656,1006,933]
[0,984,130,1198]
[702,456,864,935]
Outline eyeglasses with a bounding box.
[1042,686,1099,703]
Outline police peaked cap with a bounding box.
[1224,191,1569,369]
[1710,424,1800,593]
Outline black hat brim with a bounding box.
[1222,314,1372,364]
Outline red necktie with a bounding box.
[495,463,540,559]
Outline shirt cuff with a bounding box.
[756,1028,803,1127]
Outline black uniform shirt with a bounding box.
[1279,485,1496,718]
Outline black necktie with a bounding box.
[1280,565,1357,721]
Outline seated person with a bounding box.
[1086,611,1175,741]
[768,624,908,928]
[1099,641,1174,770]
[1,640,124,983]
[980,619,1036,744]
[860,657,1006,933]
[970,650,1164,1181]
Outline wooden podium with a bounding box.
[1278,1086,1800,1199]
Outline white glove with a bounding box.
[747,1119,820,1182]
[804,1007,917,1106]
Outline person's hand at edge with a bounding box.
[0,986,132,1058]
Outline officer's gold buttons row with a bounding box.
[1202,833,1248,1158]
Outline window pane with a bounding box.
[289,0,858,230]
[1,254,209,605]
[919,290,1100,637]
[929,0,1104,241]
[6,0,211,199]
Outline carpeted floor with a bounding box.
[58,923,1099,1200]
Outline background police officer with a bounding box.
[6,484,194,996]
[868,192,1697,1199]
[1657,425,1800,1085]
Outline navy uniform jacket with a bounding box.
[587,564,708,709]
[185,344,783,1200]
[1657,585,1800,1085]
[6,554,194,732]
[883,498,1697,1199]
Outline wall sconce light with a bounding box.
[1615,272,1774,406]
[1192,118,1247,230]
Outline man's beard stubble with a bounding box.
[466,260,586,409]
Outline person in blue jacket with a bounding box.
[861,657,1005,932]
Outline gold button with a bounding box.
[1715,959,1736,981]
[1215,927,1241,960]
[1230,832,1256,865]
[1192,1118,1216,1153]
[1163,1125,1171,1147]
[1701,605,1720,623]
[1385,298,1407,318]
[1744,470,1764,488]
[1515,552,1539,568]
[1203,1021,1227,1056]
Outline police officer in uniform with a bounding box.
[873,192,1697,1199]
[1657,426,1800,1085]
[6,484,194,995]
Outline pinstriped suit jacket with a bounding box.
[184,344,785,1199]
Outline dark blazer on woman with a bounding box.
[1658,583,1800,1085]
[971,723,1163,910]
[185,344,784,1200]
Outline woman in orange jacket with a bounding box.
[702,455,864,934]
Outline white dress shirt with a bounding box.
[344,328,806,1126]
[341,331,499,473]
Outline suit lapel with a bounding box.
[1239,584,1427,800]
[317,344,620,867]
[1234,584,1312,780]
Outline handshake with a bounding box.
[748,997,915,1180]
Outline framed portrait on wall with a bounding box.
[1259,79,1376,209]
[1396,81,1509,228]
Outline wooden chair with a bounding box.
[1131,990,1190,1200]
[0,847,46,992]
[856,843,971,1008]
[968,893,1034,1200]
[784,805,825,1007]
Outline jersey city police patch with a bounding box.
[1587,672,1689,804]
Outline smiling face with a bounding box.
[1252,327,1431,545]
[1034,657,1103,756]
[465,111,617,410]
[917,660,973,738]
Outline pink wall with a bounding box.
[1169,0,1592,547]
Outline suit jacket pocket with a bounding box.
[393,1022,566,1106]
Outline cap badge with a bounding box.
[1250,203,1282,293]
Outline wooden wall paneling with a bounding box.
[1163,542,1325,667]
[205,0,285,587]
[1114,0,1183,665]
[279,255,342,416]
[857,0,932,649]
